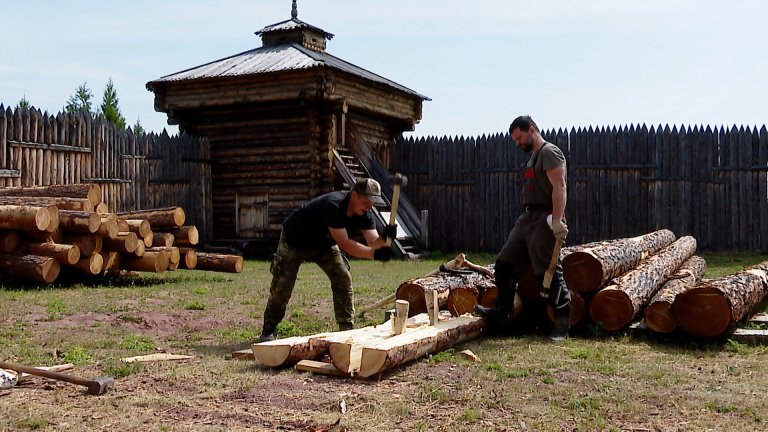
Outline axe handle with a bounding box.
[542,239,563,290]
[385,185,401,247]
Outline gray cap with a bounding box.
[352,178,385,205]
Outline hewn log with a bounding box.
[397,271,488,316]
[178,247,197,269]
[356,315,484,379]
[0,205,52,231]
[58,210,100,234]
[158,226,198,246]
[124,219,151,237]
[103,232,138,254]
[445,278,496,316]
[0,230,20,253]
[645,256,707,333]
[252,332,336,368]
[120,250,169,273]
[588,236,697,332]
[63,234,102,256]
[117,207,185,229]
[671,261,768,339]
[0,196,94,211]
[0,253,60,283]
[0,184,101,208]
[563,229,676,293]
[194,252,243,273]
[69,253,104,275]
[24,242,80,265]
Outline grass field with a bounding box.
[1,252,768,431]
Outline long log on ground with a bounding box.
[446,278,497,316]
[546,290,587,327]
[23,242,80,265]
[671,261,768,339]
[0,254,60,283]
[68,253,104,275]
[0,230,20,253]
[194,251,243,273]
[397,271,488,316]
[0,196,94,212]
[157,226,199,246]
[58,210,100,234]
[63,234,102,257]
[588,236,697,331]
[328,314,431,375]
[356,315,484,379]
[644,256,707,333]
[178,247,197,269]
[117,207,185,229]
[0,205,53,232]
[0,184,101,208]
[120,250,169,273]
[563,229,676,293]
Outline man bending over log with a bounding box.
[474,115,572,341]
[258,179,397,342]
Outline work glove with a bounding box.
[551,218,569,242]
[373,247,393,262]
[382,224,398,240]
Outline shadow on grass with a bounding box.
[0,272,233,291]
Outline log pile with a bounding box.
[0,184,243,285]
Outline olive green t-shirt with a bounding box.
[522,142,566,206]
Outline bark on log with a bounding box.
[117,207,185,229]
[96,215,119,239]
[178,247,198,269]
[0,205,52,231]
[644,256,707,333]
[63,234,102,256]
[588,236,697,332]
[194,252,243,273]
[356,315,484,378]
[563,229,676,293]
[0,230,20,253]
[158,226,199,246]
[0,253,60,284]
[396,271,488,316]
[124,219,152,237]
[670,261,768,339]
[120,250,170,273]
[152,232,174,248]
[0,184,101,208]
[24,242,80,265]
[446,278,496,316]
[69,253,104,275]
[58,210,100,234]
[103,232,138,254]
[546,291,587,327]
[0,196,94,212]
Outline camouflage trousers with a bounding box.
[262,230,354,331]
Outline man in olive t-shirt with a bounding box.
[258,178,396,342]
[474,115,572,341]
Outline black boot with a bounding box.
[338,322,354,331]
[257,325,276,343]
[474,260,516,321]
[549,303,570,342]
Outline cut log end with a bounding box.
[396,283,427,316]
[446,287,479,316]
[563,251,609,293]
[589,288,634,332]
[671,287,733,339]
[644,302,678,333]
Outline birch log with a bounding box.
[644,256,707,333]
[589,236,696,332]
[671,261,768,339]
[563,229,676,293]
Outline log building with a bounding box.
[146,2,429,253]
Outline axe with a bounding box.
[384,173,408,246]
[540,238,563,300]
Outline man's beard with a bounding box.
[520,142,533,153]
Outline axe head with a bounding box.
[87,376,115,395]
[387,173,408,187]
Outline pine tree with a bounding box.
[99,78,126,130]
[15,95,31,111]
[133,118,145,135]
[65,82,94,115]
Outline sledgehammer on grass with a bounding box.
[0,361,114,395]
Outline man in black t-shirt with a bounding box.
[258,178,396,342]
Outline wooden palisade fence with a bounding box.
[0,105,211,242]
[391,125,768,252]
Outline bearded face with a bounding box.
[511,128,534,153]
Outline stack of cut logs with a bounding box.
[393,229,768,340]
[0,184,243,284]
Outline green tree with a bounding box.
[16,95,31,111]
[98,78,126,129]
[65,82,94,116]
[132,118,145,135]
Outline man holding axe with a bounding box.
[474,115,571,341]
[258,178,397,342]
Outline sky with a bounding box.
[2,0,767,137]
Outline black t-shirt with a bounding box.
[283,191,376,251]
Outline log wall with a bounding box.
[0,105,211,241]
